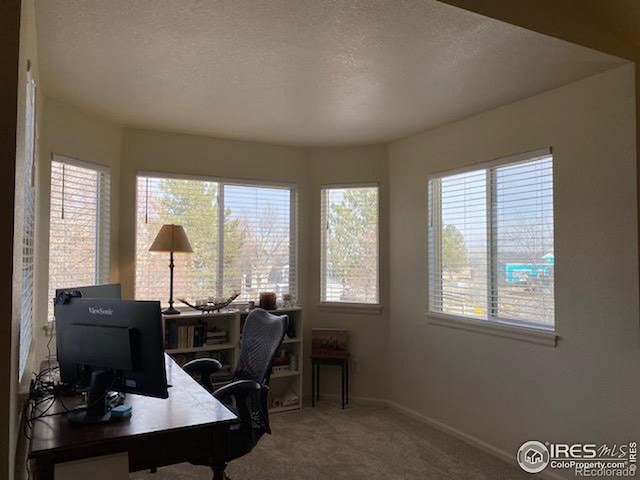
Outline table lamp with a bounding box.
[149,224,193,315]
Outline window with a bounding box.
[321,185,379,304]
[136,175,296,304]
[19,69,36,378]
[48,155,111,321]
[428,149,554,330]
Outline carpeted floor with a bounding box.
[131,402,528,480]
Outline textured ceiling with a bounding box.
[36,0,625,146]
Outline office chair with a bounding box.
[183,308,288,480]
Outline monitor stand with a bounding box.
[67,369,115,424]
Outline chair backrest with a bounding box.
[234,308,288,385]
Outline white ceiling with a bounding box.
[36,0,625,146]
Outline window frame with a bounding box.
[427,148,557,344]
[319,182,381,309]
[135,171,298,303]
[48,154,111,321]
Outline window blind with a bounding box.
[19,74,36,378]
[429,151,554,328]
[135,175,296,304]
[48,156,111,321]
[321,185,379,304]
[136,176,220,303]
[223,184,296,301]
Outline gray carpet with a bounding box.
[131,402,528,479]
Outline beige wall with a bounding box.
[34,98,122,362]
[388,64,638,465]
[305,146,390,400]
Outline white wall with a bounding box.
[305,146,390,400]
[35,98,122,362]
[388,64,638,466]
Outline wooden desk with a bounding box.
[28,355,240,479]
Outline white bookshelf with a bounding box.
[162,307,303,413]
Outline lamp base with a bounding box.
[162,306,181,315]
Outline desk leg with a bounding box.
[316,363,320,402]
[211,425,229,480]
[346,360,349,405]
[311,362,315,407]
[341,363,345,409]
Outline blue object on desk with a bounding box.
[111,404,132,418]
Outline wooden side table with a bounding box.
[310,355,349,409]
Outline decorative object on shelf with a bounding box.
[312,328,349,358]
[149,224,193,315]
[282,293,295,308]
[259,291,277,310]
[178,292,240,313]
[272,389,299,408]
[289,353,298,372]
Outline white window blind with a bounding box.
[48,156,111,321]
[428,150,554,329]
[136,175,296,304]
[19,72,36,378]
[321,185,379,304]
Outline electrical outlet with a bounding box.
[351,358,360,373]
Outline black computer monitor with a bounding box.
[54,298,168,423]
[55,283,122,301]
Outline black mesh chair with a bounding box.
[183,308,288,480]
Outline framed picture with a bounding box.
[311,328,349,357]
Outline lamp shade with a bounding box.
[149,224,193,253]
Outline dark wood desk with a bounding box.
[28,355,239,479]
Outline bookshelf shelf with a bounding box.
[271,370,299,378]
[163,307,303,414]
[166,343,235,354]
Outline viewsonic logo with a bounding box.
[88,307,113,315]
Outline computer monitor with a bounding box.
[55,283,122,301]
[54,297,168,424]
[53,283,122,395]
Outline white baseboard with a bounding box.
[385,400,566,480]
[302,393,389,407]
[300,394,566,480]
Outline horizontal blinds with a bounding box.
[223,184,296,301]
[429,170,488,319]
[48,157,111,321]
[19,75,36,379]
[494,157,554,325]
[429,154,554,327]
[135,176,296,304]
[321,186,378,304]
[136,177,220,304]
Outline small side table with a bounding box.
[310,355,349,409]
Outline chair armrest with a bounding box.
[213,379,264,401]
[182,358,223,393]
[183,358,223,375]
